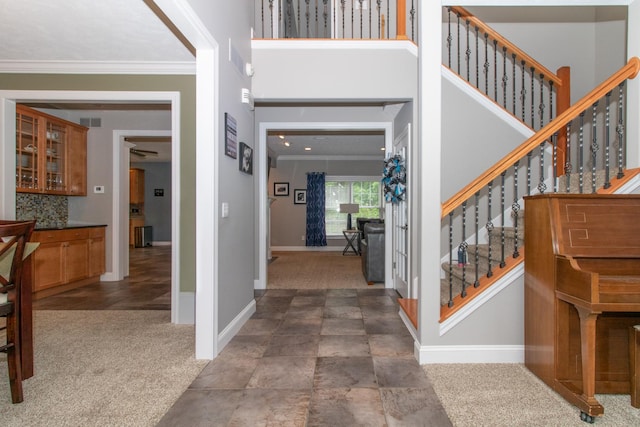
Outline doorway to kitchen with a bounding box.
[0,90,182,323]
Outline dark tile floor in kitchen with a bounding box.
[158,288,453,426]
[33,245,171,310]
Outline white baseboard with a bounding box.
[217,299,256,352]
[176,291,195,324]
[417,344,524,364]
[254,278,266,290]
[100,271,118,282]
[152,241,172,246]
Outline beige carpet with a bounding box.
[0,310,207,426]
[268,251,379,289]
[424,363,640,426]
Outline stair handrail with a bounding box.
[448,6,564,89]
[442,56,640,219]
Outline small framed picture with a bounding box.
[239,142,253,175]
[294,189,307,204]
[274,182,289,196]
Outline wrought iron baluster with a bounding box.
[410,0,416,42]
[341,0,345,39]
[552,133,558,193]
[591,102,599,193]
[538,74,545,129]
[459,202,468,298]
[448,212,454,308]
[351,0,354,38]
[457,12,461,75]
[512,161,520,259]
[465,19,471,82]
[262,0,265,37]
[617,82,625,179]
[512,54,516,115]
[604,91,612,189]
[474,192,480,288]
[530,67,535,129]
[377,0,382,39]
[270,0,275,38]
[305,0,310,37]
[359,0,363,39]
[486,181,494,278]
[446,7,452,68]
[549,80,554,124]
[565,121,573,193]
[386,0,389,39]
[323,0,329,37]
[369,0,372,39]
[538,142,547,194]
[520,61,526,123]
[493,40,498,103]
[297,0,301,37]
[578,112,585,193]
[483,33,489,96]
[502,47,508,108]
[526,151,532,196]
[499,172,506,268]
[475,26,479,88]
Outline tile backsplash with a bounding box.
[16,193,68,229]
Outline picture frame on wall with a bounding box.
[239,142,253,175]
[294,189,307,204]
[274,182,289,196]
[224,112,237,159]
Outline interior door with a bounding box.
[392,124,410,298]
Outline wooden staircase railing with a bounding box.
[439,57,640,323]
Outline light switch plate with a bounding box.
[94,185,105,193]
[221,202,229,218]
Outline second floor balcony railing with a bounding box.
[255,0,418,42]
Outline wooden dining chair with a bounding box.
[0,220,35,404]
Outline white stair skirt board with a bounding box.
[217,299,256,353]
[418,345,524,364]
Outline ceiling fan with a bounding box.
[130,148,159,158]
[125,136,169,158]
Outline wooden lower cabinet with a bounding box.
[31,226,106,299]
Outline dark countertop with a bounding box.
[34,224,107,231]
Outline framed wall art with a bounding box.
[224,112,237,159]
[239,142,253,175]
[294,189,307,204]
[274,182,289,196]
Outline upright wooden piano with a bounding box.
[524,194,640,422]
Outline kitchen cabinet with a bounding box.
[15,105,88,196]
[31,226,106,299]
[130,168,145,204]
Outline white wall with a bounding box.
[131,162,172,242]
[185,0,257,332]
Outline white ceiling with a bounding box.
[1,0,392,160]
[0,0,193,63]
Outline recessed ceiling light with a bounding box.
[284,141,290,147]
[304,147,311,151]
[380,147,385,151]
[278,135,285,139]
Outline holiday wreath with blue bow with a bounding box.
[382,154,406,204]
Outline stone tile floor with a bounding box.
[157,288,452,426]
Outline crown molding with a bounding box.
[0,60,196,75]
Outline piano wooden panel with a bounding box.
[524,194,640,419]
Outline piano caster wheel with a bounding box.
[580,411,595,424]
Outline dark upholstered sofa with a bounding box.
[360,222,385,283]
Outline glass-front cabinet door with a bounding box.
[16,108,40,191]
[15,105,84,195]
[45,121,66,192]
